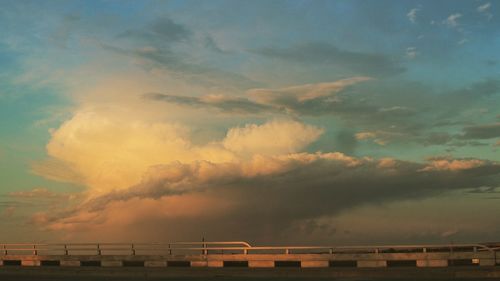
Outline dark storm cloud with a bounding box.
[253,42,405,77]
[37,154,500,243]
[460,123,500,139]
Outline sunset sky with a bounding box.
[1,0,500,245]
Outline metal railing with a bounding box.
[0,241,498,256]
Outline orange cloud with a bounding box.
[420,157,485,171]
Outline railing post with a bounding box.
[202,238,207,255]
[423,247,427,253]
[168,244,172,255]
[285,248,290,254]
[64,244,69,255]
[3,245,7,255]
[97,244,102,255]
[33,245,37,255]
[329,248,333,254]
[131,244,136,255]
[243,249,248,255]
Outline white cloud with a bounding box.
[477,3,493,20]
[477,2,491,13]
[406,47,418,59]
[407,8,420,23]
[223,120,323,156]
[444,13,462,28]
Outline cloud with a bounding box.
[355,130,409,145]
[406,47,418,59]
[117,17,191,43]
[478,3,491,13]
[33,112,323,197]
[102,44,258,90]
[9,188,73,199]
[223,120,323,156]
[407,8,420,23]
[101,17,259,90]
[145,77,372,115]
[143,93,273,114]
[33,109,236,194]
[444,13,462,28]
[145,77,500,149]
[460,123,500,139]
[252,42,405,77]
[247,77,372,104]
[33,153,500,243]
[419,157,487,171]
[477,2,492,19]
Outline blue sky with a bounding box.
[0,0,499,244]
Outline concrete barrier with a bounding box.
[416,259,448,267]
[21,260,40,266]
[207,260,223,267]
[301,260,329,268]
[190,261,207,267]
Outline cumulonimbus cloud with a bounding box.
[33,111,323,195]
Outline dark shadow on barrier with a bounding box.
[40,260,60,266]
[80,261,101,267]
[167,261,190,267]
[275,261,301,267]
[2,260,21,266]
[387,260,417,267]
[449,259,479,266]
[223,261,248,267]
[123,261,144,267]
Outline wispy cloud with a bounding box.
[477,2,493,20]
[444,13,462,28]
[145,77,373,115]
[406,47,418,59]
[252,42,405,77]
[407,8,420,23]
[460,123,500,139]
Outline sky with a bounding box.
[1,0,500,246]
